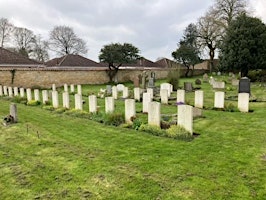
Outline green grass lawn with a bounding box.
[0,77,266,199]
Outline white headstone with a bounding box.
[77,85,82,95]
[3,86,8,96]
[125,99,136,123]
[134,87,141,101]
[13,87,19,96]
[64,84,68,92]
[112,86,118,99]
[26,88,32,101]
[52,84,56,91]
[214,91,225,108]
[75,94,83,110]
[143,92,152,113]
[148,102,161,127]
[146,88,153,99]
[117,84,124,92]
[122,87,129,98]
[160,83,172,97]
[19,88,25,97]
[89,95,97,113]
[52,91,59,108]
[105,97,114,113]
[34,89,40,101]
[70,84,75,93]
[62,92,70,109]
[0,85,3,96]
[178,105,193,134]
[8,87,13,97]
[209,76,215,86]
[177,89,185,103]
[42,90,48,104]
[160,89,168,104]
[238,93,249,112]
[194,90,204,108]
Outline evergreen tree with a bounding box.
[219,14,266,76]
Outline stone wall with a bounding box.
[0,67,206,88]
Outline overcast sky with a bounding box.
[0,0,265,62]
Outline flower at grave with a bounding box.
[176,102,185,105]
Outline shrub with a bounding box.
[224,103,239,112]
[89,112,106,123]
[44,100,52,106]
[104,112,125,126]
[42,105,55,111]
[54,107,68,114]
[27,100,41,106]
[11,96,27,104]
[132,118,143,130]
[167,68,180,90]
[64,109,90,119]
[166,125,193,141]
[139,124,166,137]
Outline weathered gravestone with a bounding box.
[203,73,209,83]
[10,103,18,123]
[116,84,124,92]
[184,82,193,92]
[238,77,250,94]
[147,71,156,88]
[106,85,112,95]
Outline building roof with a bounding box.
[0,47,40,66]
[155,58,185,68]
[100,57,163,68]
[45,54,103,67]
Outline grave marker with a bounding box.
[112,86,118,99]
[178,105,193,134]
[77,85,82,95]
[20,88,25,97]
[105,97,114,113]
[10,103,18,123]
[26,88,32,101]
[122,87,129,98]
[160,89,168,104]
[62,92,70,109]
[3,86,8,95]
[148,102,161,127]
[239,77,250,94]
[194,90,204,108]
[42,90,48,104]
[14,87,19,96]
[214,91,225,108]
[75,94,83,110]
[89,95,97,113]
[238,93,249,112]
[8,87,13,97]
[0,85,3,96]
[125,99,136,123]
[143,92,152,113]
[34,89,40,101]
[177,89,185,103]
[52,91,59,108]
[134,87,141,101]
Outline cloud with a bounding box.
[0,0,264,62]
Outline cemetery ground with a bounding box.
[0,76,266,199]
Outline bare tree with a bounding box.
[0,18,13,47]
[211,0,247,28]
[197,13,223,73]
[196,0,248,73]
[13,27,35,57]
[31,35,49,62]
[49,25,87,55]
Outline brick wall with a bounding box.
[0,68,206,88]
